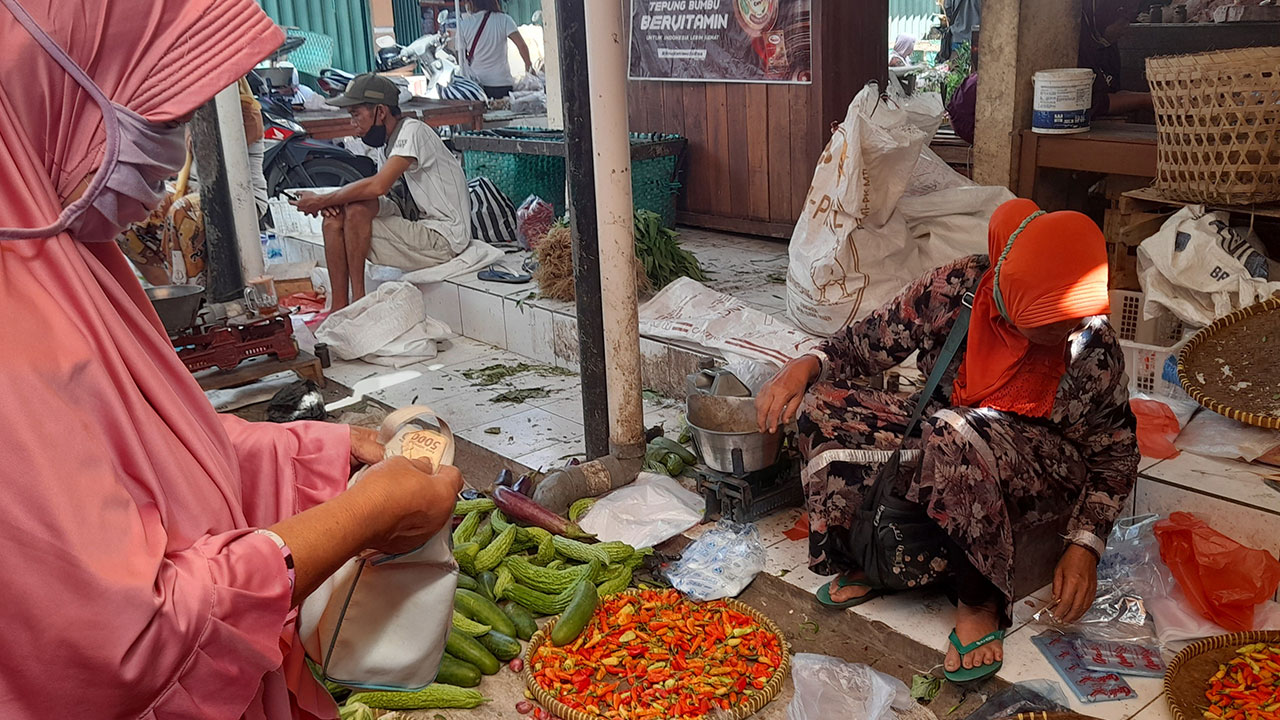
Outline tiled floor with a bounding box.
[293,227,1280,720]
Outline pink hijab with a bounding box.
[0,2,350,718]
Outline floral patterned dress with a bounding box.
[798,255,1139,607]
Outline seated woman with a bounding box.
[756,199,1138,683]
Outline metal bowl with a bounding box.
[145,284,205,335]
[686,394,783,476]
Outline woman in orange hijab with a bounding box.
[757,199,1137,683]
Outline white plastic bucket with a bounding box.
[1032,68,1095,134]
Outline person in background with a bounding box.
[239,76,270,221]
[0,1,462,718]
[1080,0,1153,118]
[943,0,980,51]
[456,0,533,99]
[756,199,1138,684]
[292,73,470,311]
[890,34,917,67]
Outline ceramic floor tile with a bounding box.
[458,286,507,348]
[323,359,384,389]
[755,507,805,546]
[1139,452,1280,515]
[1134,476,1280,555]
[848,590,957,655]
[464,408,584,461]
[418,282,462,334]
[417,389,522,433]
[762,536,810,577]
[777,564,829,595]
[505,300,556,365]
[997,628,1165,718]
[431,337,505,368]
[537,395,585,425]
[515,440,588,473]
[1130,698,1171,720]
[439,346,532,375]
[550,312,581,371]
[366,368,469,409]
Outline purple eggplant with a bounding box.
[494,468,515,488]
[511,474,535,497]
[491,486,589,538]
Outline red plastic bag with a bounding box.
[1154,512,1280,631]
[1130,398,1181,459]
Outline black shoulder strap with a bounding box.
[899,284,977,442]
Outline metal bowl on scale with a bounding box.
[686,393,783,476]
[145,284,205,336]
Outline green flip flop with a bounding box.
[943,628,1005,683]
[815,577,881,609]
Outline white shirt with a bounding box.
[458,11,519,88]
[386,118,471,254]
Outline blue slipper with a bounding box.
[478,264,532,284]
[943,628,1004,683]
[815,577,881,609]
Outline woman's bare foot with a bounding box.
[944,601,1004,672]
[825,571,873,604]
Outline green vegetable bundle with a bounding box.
[634,209,706,290]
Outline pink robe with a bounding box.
[0,1,348,717]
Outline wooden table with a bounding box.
[1017,122,1158,201]
[296,97,487,140]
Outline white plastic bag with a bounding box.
[1175,409,1280,461]
[665,521,766,601]
[786,83,929,335]
[578,473,704,549]
[1137,205,1280,326]
[787,654,913,720]
[315,281,452,367]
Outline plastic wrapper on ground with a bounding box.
[664,521,766,601]
[786,653,912,720]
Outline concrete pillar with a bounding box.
[972,0,1082,190]
[541,0,563,129]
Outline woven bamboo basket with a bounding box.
[523,590,791,720]
[995,713,1102,720]
[1164,631,1280,720]
[1146,46,1280,205]
[1177,296,1280,429]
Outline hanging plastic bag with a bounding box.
[1154,512,1280,632]
[578,473,704,549]
[665,521,766,601]
[786,654,913,720]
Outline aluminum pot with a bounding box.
[686,393,782,476]
[145,284,205,335]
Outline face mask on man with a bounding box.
[361,105,389,148]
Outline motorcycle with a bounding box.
[397,32,487,101]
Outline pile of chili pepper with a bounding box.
[530,588,785,720]
[1203,642,1280,720]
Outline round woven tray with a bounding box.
[1177,296,1280,429]
[523,590,791,720]
[1164,631,1280,720]
[995,713,1101,720]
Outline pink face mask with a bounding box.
[0,0,187,243]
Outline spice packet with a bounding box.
[1071,637,1167,678]
[1031,632,1136,703]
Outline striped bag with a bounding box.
[467,177,519,247]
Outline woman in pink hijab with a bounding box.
[0,2,462,718]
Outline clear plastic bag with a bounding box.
[786,654,912,720]
[578,473,704,549]
[515,195,556,251]
[665,521,766,601]
[1024,514,1171,643]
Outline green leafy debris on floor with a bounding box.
[490,388,553,404]
[910,674,943,704]
[766,272,787,284]
[462,363,574,387]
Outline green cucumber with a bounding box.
[549,579,599,646]
[475,630,522,661]
[445,630,501,675]
[454,588,517,638]
[436,654,482,688]
[456,573,479,592]
[477,570,499,602]
[501,601,538,641]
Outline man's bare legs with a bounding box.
[342,199,379,304]
[321,207,350,311]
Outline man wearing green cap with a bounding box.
[292,73,470,311]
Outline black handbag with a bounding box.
[842,287,977,591]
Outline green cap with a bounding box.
[328,73,400,108]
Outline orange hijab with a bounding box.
[952,199,1111,417]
